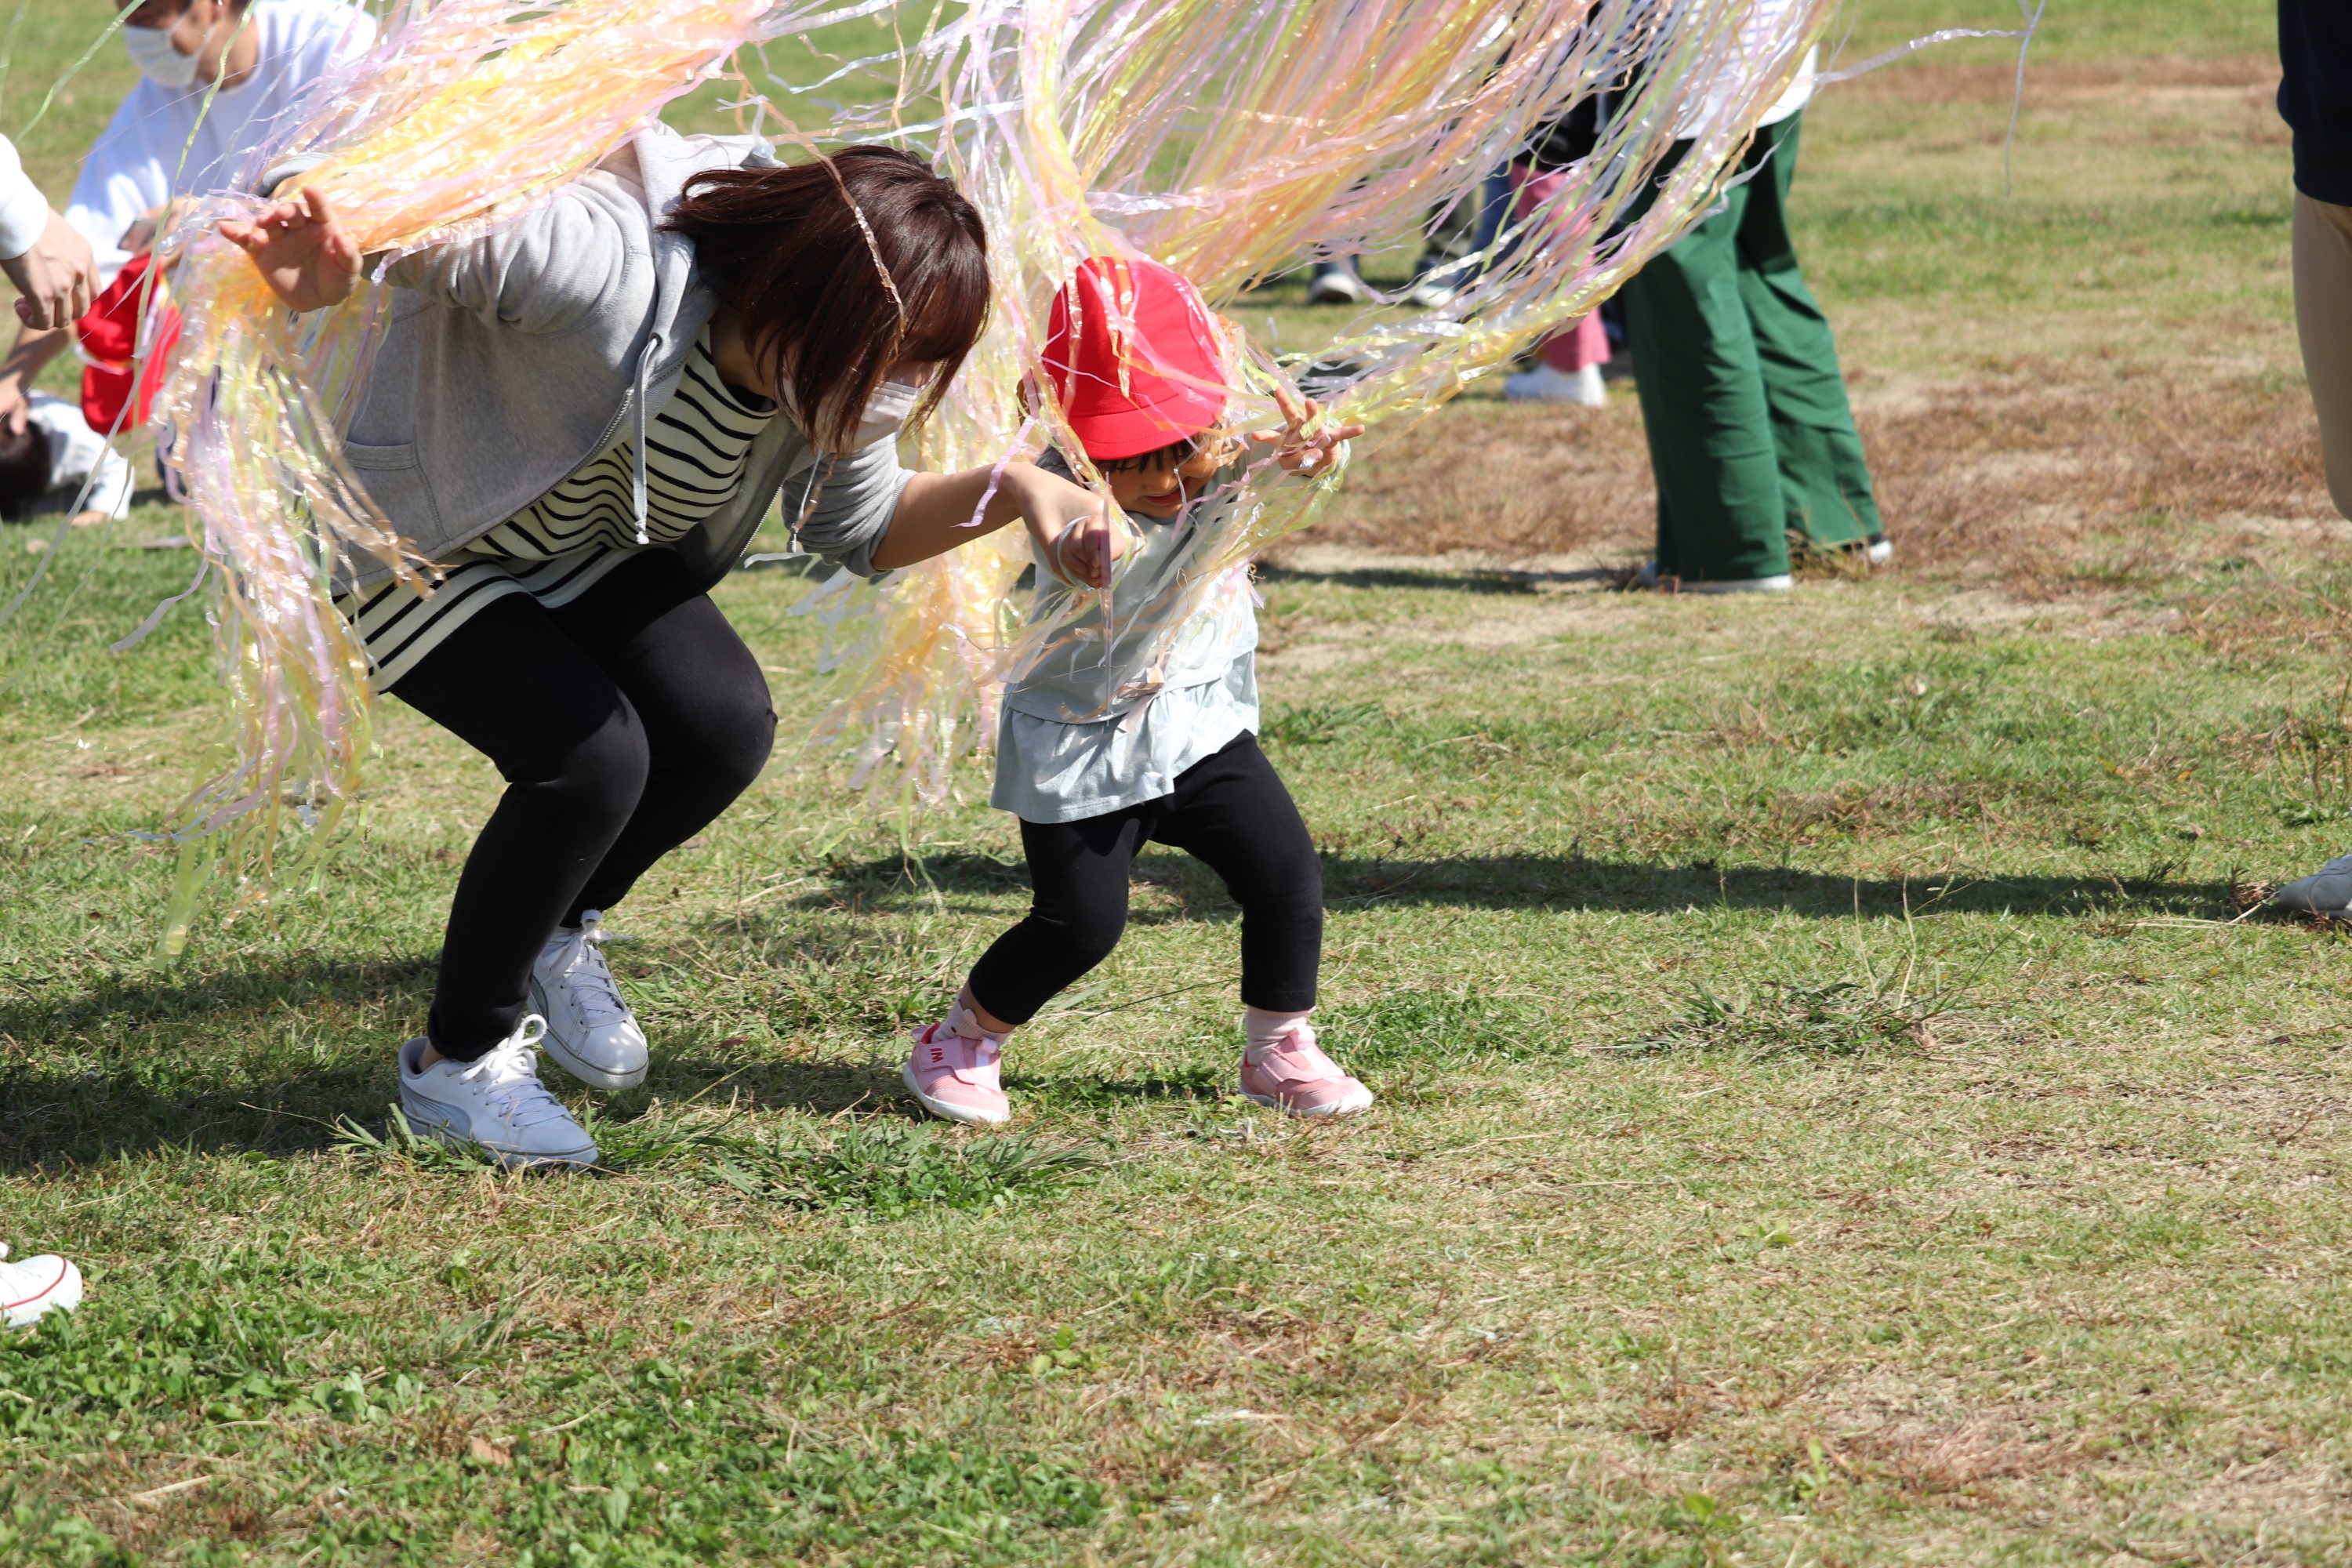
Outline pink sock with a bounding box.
[1243,1007,1312,1058]
[947,996,1010,1047]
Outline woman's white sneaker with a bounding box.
[397,1017,600,1169]
[0,1244,82,1328]
[529,909,648,1091]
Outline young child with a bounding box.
[0,390,133,523]
[904,254,1374,1126]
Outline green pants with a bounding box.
[1621,114,1882,583]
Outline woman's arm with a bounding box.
[873,461,1116,586]
[222,183,622,332]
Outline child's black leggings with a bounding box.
[967,733,1322,1025]
[387,552,775,1062]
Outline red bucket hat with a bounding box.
[1042,255,1227,462]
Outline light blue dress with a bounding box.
[991,474,1262,826]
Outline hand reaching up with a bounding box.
[1252,383,1363,477]
[217,186,361,312]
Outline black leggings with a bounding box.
[389,551,775,1060]
[967,734,1322,1025]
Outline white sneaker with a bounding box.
[1,1244,82,1328]
[1305,261,1368,305]
[397,1018,600,1169]
[1864,536,1893,564]
[1504,361,1606,406]
[2276,852,2352,918]
[1406,278,1457,309]
[529,910,648,1091]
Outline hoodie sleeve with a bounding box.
[380,184,631,335]
[785,436,918,579]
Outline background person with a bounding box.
[226,133,1112,1169]
[2269,1,2352,918]
[1621,11,1889,592]
[0,0,374,436]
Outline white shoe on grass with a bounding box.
[1,1244,82,1328]
[530,909,648,1091]
[1504,361,1606,406]
[2276,852,2352,919]
[1635,561,1795,594]
[397,1017,600,1170]
[1305,261,1368,305]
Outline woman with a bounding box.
[223,127,1113,1167]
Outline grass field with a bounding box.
[8,2,2352,1563]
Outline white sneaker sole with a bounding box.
[901,1062,1011,1127]
[528,978,648,1092]
[1242,1085,1375,1119]
[3,1258,82,1327]
[397,1087,600,1170]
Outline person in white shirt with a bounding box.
[0,392,136,524]
[0,0,374,435]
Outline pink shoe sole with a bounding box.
[1242,1083,1374,1118]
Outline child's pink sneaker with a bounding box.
[1239,1020,1373,1118]
[903,1022,1011,1126]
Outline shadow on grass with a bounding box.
[799,849,2235,921]
[1258,562,1625,593]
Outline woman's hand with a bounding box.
[1252,384,1363,477]
[1002,462,1118,589]
[218,186,360,312]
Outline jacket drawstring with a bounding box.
[631,331,662,545]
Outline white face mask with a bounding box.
[785,375,927,452]
[852,377,923,448]
[123,24,201,90]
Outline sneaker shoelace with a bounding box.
[548,910,631,1028]
[457,1017,575,1130]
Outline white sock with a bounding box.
[947,996,1010,1047]
[1243,1007,1312,1058]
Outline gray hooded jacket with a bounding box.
[333,125,909,592]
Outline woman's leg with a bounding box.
[547,553,778,920]
[1149,736,1322,1013]
[387,595,651,1060]
[965,808,1151,1026]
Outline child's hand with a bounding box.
[1252,384,1363,477]
[218,186,361,312]
[1008,463,1120,589]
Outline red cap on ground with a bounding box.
[1042,255,1228,461]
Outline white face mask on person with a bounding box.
[123,24,202,90]
[783,375,928,452]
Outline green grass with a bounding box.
[9,1,2352,1564]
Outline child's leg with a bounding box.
[966,809,1152,1026]
[1149,739,1322,1013]
[1152,737,1370,1117]
[906,806,1152,1126]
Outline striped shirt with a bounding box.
[336,328,775,689]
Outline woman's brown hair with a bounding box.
[662,146,989,452]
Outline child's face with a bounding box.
[1102,441,1230,518]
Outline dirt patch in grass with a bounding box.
[1300,360,2334,621]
